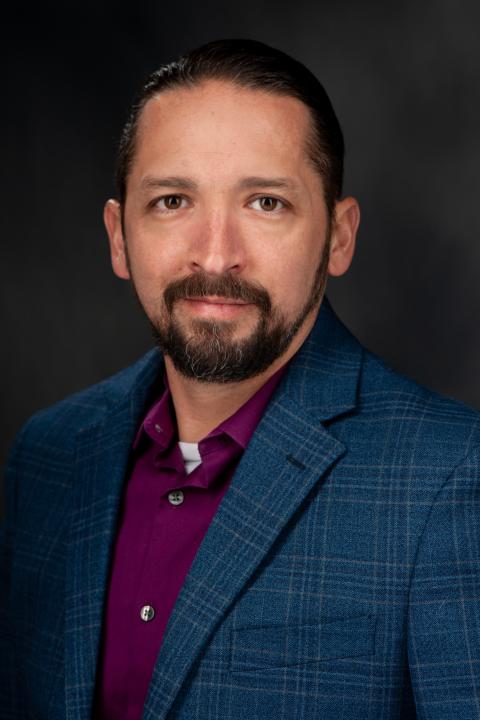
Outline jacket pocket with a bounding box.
[230,614,376,672]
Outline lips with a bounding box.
[180,296,253,319]
[185,296,250,305]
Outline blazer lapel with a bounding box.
[142,298,363,720]
[65,350,163,720]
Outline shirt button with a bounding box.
[154,423,162,433]
[140,605,155,622]
[168,490,184,506]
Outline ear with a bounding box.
[327,197,360,277]
[104,199,130,280]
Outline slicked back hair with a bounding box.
[115,39,344,222]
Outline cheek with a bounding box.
[263,244,321,310]
[126,239,184,297]
[128,242,179,275]
[125,255,172,314]
[125,212,186,267]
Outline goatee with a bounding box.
[146,239,330,383]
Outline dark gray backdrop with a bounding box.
[3,1,480,478]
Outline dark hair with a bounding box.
[115,39,344,219]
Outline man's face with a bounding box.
[106,80,356,382]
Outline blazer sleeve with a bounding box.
[0,420,32,719]
[408,444,480,719]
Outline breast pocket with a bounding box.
[230,614,376,672]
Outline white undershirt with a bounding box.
[178,441,202,475]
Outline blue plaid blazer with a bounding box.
[2,299,480,720]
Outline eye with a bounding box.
[250,196,285,213]
[154,194,188,211]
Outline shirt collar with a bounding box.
[205,363,288,451]
[132,379,175,451]
[133,361,289,455]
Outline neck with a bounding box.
[165,309,318,443]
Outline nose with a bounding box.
[188,206,245,276]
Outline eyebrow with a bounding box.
[140,176,198,192]
[139,175,300,194]
[236,176,300,193]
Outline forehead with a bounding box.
[130,80,318,187]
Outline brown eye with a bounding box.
[162,195,183,210]
[250,196,285,213]
[259,197,278,211]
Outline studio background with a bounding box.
[3,1,480,492]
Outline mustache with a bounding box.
[163,273,272,314]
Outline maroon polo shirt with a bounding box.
[94,365,286,720]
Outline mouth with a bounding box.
[180,296,254,319]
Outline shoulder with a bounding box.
[4,349,162,524]
[355,349,480,465]
[7,348,161,465]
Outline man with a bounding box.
[1,38,480,720]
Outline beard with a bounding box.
[130,238,330,384]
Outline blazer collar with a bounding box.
[279,296,362,421]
